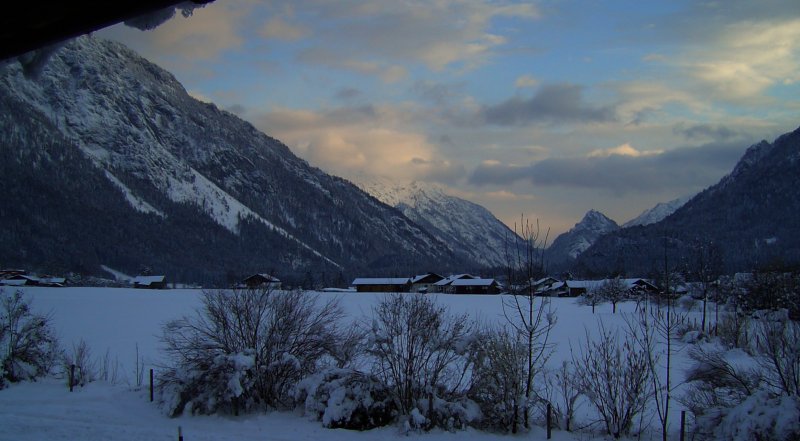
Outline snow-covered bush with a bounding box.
[0,289,59,388]
[159,350,255,416]
[295,368,395,430]
[366,294,474,430]
[467,326,527,432]
[158,287,345,416]
[714,391,800,441]
[422,394,481,431]
[684,318,800,440]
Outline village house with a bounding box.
[240,273,282,290]
[431,274,476,293]
[409,272,444,293]
[450,278,502,295]
[0,269,66,287]
[132,275,167,289]
[534,277,659,298]
[351,278,412,293]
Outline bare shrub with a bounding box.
[573,322,650,439]
[367,294,475,430]
[63,339,98,387]
[541,361,581,432]
[158,287,344,416]
[716,311,749,348]
[750,318,800,396]
[0,289,59,388]
[98,348,121,384]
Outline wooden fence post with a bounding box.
[546,403,552,439]
[69,364,75,392]
[149,369,154,402]
[680,410,686,441]
[178,426,183,441]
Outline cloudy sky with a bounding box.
[99,0,800,236]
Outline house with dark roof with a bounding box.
[450,278,502,295]
[132,275,167,289]
[241,273,281,290]
[351,278,411,293]
[410,272,444,293]
[567,278,659,298]
[431,274,476,293]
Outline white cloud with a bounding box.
[588,143,663,158]
[98,1,250,64]
[260,17,309,41]
[252,105,456,183]
[289,0,539,74]
[684,18,800,100]
[515,74,539,88]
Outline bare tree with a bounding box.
[573,321,651,439]
[690,241,722,333]
[502,216,556,432]
[596,277,628,314]
[627,304,688,441]
[579,287,602,314]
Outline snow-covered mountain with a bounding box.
[546,210,619,266]
[357,179,519,268]
[576,127,800,275]
[622,195,692,228]
[0,36,466,284]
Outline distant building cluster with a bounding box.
[528,276,660,297]
[351,273,502,295]
[0,269,66,287]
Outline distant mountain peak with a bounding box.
[546,209,619,264]
[575,209,618,232]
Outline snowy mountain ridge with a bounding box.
[356,178,520,268]
[0,36,465,282]
[622,194,693,228]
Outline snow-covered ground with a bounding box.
[0,287,709,441]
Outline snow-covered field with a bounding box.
[0,287,707,441]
